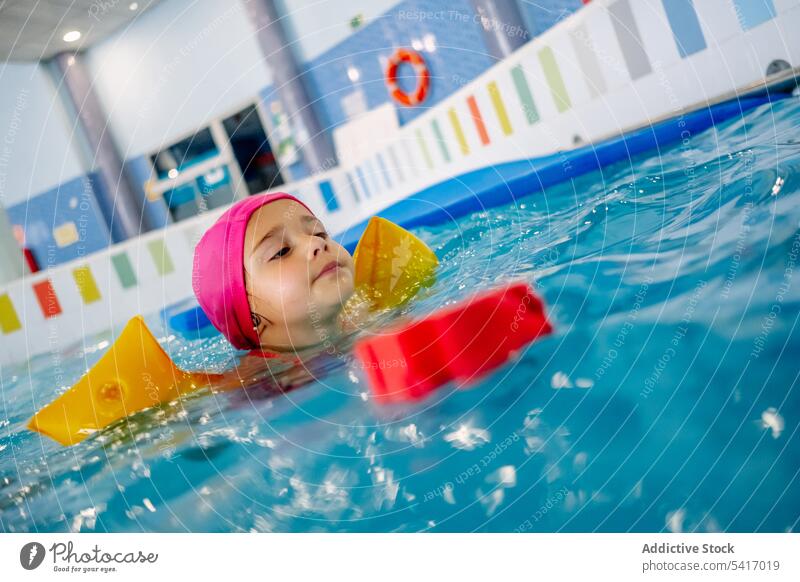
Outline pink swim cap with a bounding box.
[192,192,314,350]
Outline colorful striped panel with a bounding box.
[33,279,62,319]
[487,81,513,135]
[111,253,137,289]
[318,180,339,212]
[415,129,434,169]
[376,152,393,187]
[510,65,540,124]
[346,172,360,202]
[370,156,390,191]
[363,158,379,194]
[401,139,417,171]
[570,24,608,97]
[466,96,490,145]
[448,108,470,155]
[431,119,451,163]
[72,266,101,304]
[355,165,371,198]
[387,145,405,183]
[147,239,175,276]
[662,0,706,58]
[0,294,21,334]
[732,0,775,30]
[609,0,652,80]
[538,47,572,113]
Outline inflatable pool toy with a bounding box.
[352,216,438,310]
[353,282,552,403]
[28,217,438,445]
[27,316,221,446]
[167,304,212,334]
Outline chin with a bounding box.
[325,284,355,310]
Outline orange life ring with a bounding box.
[385,48,430,107]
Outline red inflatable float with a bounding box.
[354,282,553,403]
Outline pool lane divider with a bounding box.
[337,93,785,252]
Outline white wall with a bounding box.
[0,63,86,207]
[85,0,273,158]
[275,0,402,62]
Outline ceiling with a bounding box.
[0,0,160,62]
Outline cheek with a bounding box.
[252,263,311,314]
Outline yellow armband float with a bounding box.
[352,216,438,309]
[27,316,220,446]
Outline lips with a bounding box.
[314,260,341,282]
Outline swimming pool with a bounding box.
[2,95,799,533]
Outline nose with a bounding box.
[306,233,329,260]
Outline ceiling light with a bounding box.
[63,30,81,43]
[168,168,179,179]
[129,2,139,10]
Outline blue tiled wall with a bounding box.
[301,0,496,129]
[518,0,583,38]
[7,173,112,269]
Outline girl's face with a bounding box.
[243,199,354,351]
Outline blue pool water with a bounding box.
[2,96,800,533]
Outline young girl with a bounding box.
[192,192,361,389]
[28,192,367,445]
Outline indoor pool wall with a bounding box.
[1,0,799,365]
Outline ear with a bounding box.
[251,311,270,335]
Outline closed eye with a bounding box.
[270,246,290,260]
[314,231,328,239]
